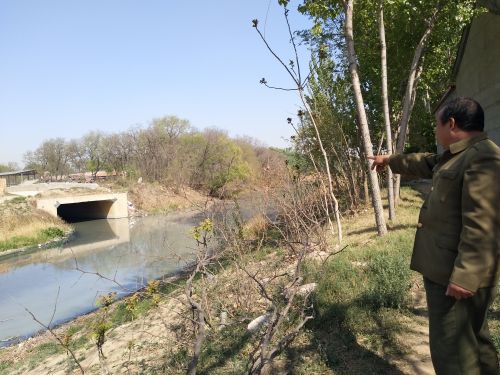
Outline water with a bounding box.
[0,213,201,346]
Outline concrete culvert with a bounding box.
[57,200,114,223]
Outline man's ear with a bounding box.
[449,117,456,130]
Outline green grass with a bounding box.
[197,325,253,374]
[0,361,13,373]
[490,295,500,352]
[26,342,64,370]
[8,196,27,204]
[0,226,65,252]
[294,211,417,372]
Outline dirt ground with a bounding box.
[0,262,437,375]
[0,184,438,374]
[390,282,434,375]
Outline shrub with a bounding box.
[10,196,27,204]
[41,227,65,238]
[364,250,412,309]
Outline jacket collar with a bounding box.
[449,133,488,154]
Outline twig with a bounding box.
[24,307,85,374]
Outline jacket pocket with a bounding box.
[436,169,458,202]
[435,235,459,251]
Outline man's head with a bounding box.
[436,97,484,149]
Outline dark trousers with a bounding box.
[424,277,499,375]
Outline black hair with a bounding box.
[438,97,484,131]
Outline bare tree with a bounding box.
[393,3,444,202]
[186,218,215,375]
[379,0,396,220]
[343,0,387,235]
[253,8,343,243]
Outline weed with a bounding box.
[9,196,27,204]
[490,296,500,352]
[40,226,64,238]
[0,361,13,372]
[299,190,419,373]
[111,303,135,325]
[363,250,412,309]
[0,208,70,252]
[197,325,253,374]
[26,342,64,369]
[71,335,90,350]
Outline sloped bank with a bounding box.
[2,188,497,374]
[0,196,72,255]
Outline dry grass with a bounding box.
[313,187,423,251]
[0,213,68,242]
[0,197,71,250]
[242,213,269,241]
[128,182,209,214]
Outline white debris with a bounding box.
[351,261,368,268]
[297,283,317,296]
[247,313,271,332]
[219,311,228,330]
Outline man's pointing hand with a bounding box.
[367,155,391,172]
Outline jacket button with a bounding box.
[417,223,423,228]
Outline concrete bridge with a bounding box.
[36,192,129,221]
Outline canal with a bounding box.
[0,212,202,346]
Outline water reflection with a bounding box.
[0,212,201,346]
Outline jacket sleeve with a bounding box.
[388,153,440,179]
[449,150,500,292]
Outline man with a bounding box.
[370,97,500,375]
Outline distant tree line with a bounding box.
[23,115,284,196]
[0,162,20,173]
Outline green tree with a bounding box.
[190,129,251,197]
[295,0,477,214]
[23,138,70,178]
[82,132,107,179]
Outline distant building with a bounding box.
[68,170,119,182]
[0,170,37,187]
[436,0,500,145]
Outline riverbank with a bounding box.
[0,228,75,260]
[2,187,497,374]
[125,182,211,216]
[0,196,72,254]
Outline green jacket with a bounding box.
[389,133,500,292]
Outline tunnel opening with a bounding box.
[57,200,114,223]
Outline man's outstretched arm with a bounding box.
[369,153,440,179]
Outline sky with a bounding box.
[0,1,313,166]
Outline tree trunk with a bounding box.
[299,89,343,243]
[187,304,205,375]
[379,2,396,221]
[393,4,443,202]
[344,0,387,236]
[394,64,423,201]
[363,170,370,204]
